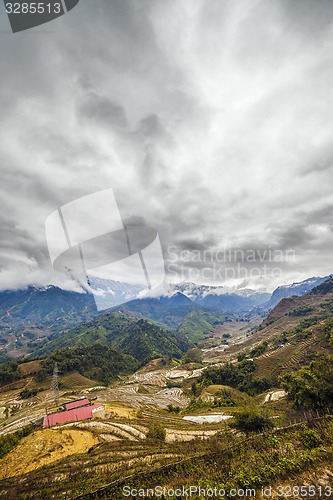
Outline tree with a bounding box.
[147,421,166,443]
[230,410,273,435]
[280,355,333,410]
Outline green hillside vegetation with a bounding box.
[177,310,224,342]
[32,312,136,356]
[33,313,191,363]
[0,425,34,459]
[0,345,138,386]
[281,354,333,410]
[223,279,333,386]
[113,319,190,363]
[197,359,272,396]
[0,315,191,387]
[42,345,139,385]
[2,281,333,497]
[187,279,333,407]
[118,300,199,330]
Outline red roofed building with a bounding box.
[64,398,90,411]
[43,404,103,428]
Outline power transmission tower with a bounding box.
[50,362,60,407]
[45,362,60,412]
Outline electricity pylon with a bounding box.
[45,362,60,412]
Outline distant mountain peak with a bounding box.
[265,275,330,308]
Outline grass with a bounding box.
[0,390,330,498]
[1,283,333,497]
[72,417,333,499]
[17,361,42,375]
[60,372,97,389]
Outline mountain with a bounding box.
[0,284,223,360]
[0,286,98,360]
[114,292,226,342]
[167,282,267,300]
[237,277,333,384]
[87,276,145,309]
[33,311,191,362]
[0,276,330,362]
[177,309,225,342]
[159,292,193,308]
[115,296,200,330]
[0,286,97,331]
[264,276,330,309]
[196,292,269,312]
[114,318,190,363]
[160,282,270,312]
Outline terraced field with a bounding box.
[0,281,333,497]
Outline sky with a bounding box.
[0,0,333,293]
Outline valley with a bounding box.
[0,277,332,497]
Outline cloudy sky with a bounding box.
[0,0,333,292]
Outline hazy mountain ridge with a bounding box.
[0,275,330,361]
[0,286,97,331]
[263,275,330,308]
[161,282,271,311]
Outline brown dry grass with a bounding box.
[103,404,137,419]
[0,429,98,479]
[17,360,42,375]
[60,372,96,388]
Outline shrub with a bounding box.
[250,341,268,357]
[280,355,333,410]
[230,410,273,435]
[147,421,166,443]
[167,404,181,413]
[0,425,34,458]
[300,429,323,449]
[20,388,43,399]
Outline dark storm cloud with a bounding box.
[305,205,333,227]
[0,0,333,291]
[271,225,315,250]
[174,236,219,253]
[79,92,128,128]
[278,0,333,36]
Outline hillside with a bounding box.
[177,309,225,342]
[0,343,139,388]
[0,287,98,360]
[115,296,201,330]
[218,278,333,385]
[33,311,136,356]
[113,319,190,362]
[0,286,96,330]
[0,281,333,497]
[0,276,326,362]
[32,312,191,364]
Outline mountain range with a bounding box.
[0,275,330,361]
[263,276,329,308]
